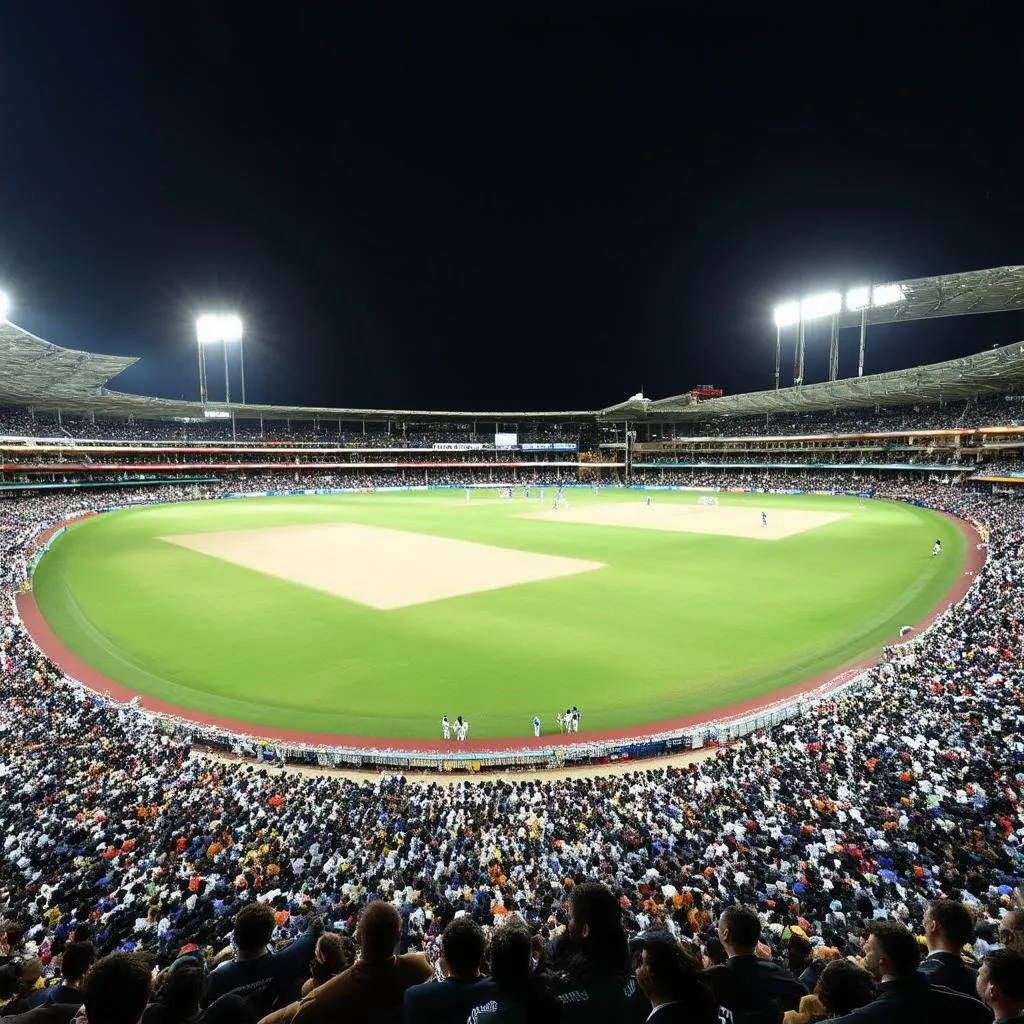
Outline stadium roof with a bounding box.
[599,340,1024,420]
[0,320,590,421]
[833,265,1024,329]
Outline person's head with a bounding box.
[862,921,920,982]
[978,949,1024,1016]
[717,906,762,957]
[312,932,354,981]
[83,954,154,1024]
[232,903,276,958]
[787,934,813,970]
[814,960,876,1015]
[355,902,401,961]
[154,959,206,1019]
[999,909,1024,952]
[567,883,629,973]
[488,917,533,988]
[923,899,973,954]
[61,941,97,984]
[440,917,486,980]
[635,940,718,1021]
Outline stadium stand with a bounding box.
[3,322,1024,1023]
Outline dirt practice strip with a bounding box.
[519,500,847,539]
[162,522,606,610]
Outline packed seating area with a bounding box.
[0,471,1023,1023]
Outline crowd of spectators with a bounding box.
[1,477,1024,1023]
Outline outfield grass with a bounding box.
[31,491,966,739]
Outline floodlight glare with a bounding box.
[800,292,842,321]
[872,283,905,307]
[773,301,801,328]
[0,290,10,323]
[195,313,243,344]
[845,286,871,312]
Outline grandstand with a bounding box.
[3,302,1024,1023]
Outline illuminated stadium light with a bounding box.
[845,286,871,312]
[195,313,243,344]
[872,282,905,307]
[0,290,10,322]
[773,301,801,328]
[800,292,842,321]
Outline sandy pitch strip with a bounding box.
[519,501,848,539]
[162,523,605,610]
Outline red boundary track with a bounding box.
[16,509,985,754]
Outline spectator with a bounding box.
[634,938,720,1023]
[829,920,990,1024]
[287,901,431,1024]
[301,935,354,998]
[705,906,805,1023]
[998,911,1024,954]
[468,916,560,1024]
[976,949,1024,1023]
[28,942,96,1008]
[203,904,321,1012]
[549,882,648,1023]
[918,899,981,998]
[144,958,206,1024]
[402,916,497,1024]
[783,959,876,1023]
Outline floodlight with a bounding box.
[872,283,904,307]
[773,301,801,327]
[0,290,9,322]
[845,286,871,312]
[800,292,842,321]
[195,313,243,343]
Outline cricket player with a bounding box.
[761,511,768,528]
[454,715,465,741]
[932,539,942,556]
[524,485,531,498]
[570,706,580,733]
[645,495,652,507]
[442,714,451,740]
[556,711,566,732]
[465,488,471,502]
[532,715,541,737]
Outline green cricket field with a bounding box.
[30,490,967,740]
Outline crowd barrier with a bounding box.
[16,489,977,775]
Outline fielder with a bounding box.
[442,714,451,740]
[532,715,541,737]
[556,711,566,733]
[645,495,652,507]
[570,706,580,733]
[465,488,471,502]
[761,511,768,528]
[932,539,942,557]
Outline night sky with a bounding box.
[1,2,1020,413]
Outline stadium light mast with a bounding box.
[195,314,244,405]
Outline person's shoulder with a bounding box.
[0,1004,81,1024]
[927,984,991,1021]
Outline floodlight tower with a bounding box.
[195,314,244,404]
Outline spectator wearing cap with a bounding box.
[919,899,982,999]
[829,920,991,1024]
[705,906,806,1023]
[288,902,431,1024]
[402,916,497,1024]
[976,949,1024,1023]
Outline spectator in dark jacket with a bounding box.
[204,905,321,1012]
[976,949,1024,1023]
[705,906,806,1023]
[402,916,497,1024]
[28,943,96,1009]
[918,899,982,999]
[829,921,991,1024]
[634,938,720,1024]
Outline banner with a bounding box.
[521,443,578,452]
[432,443,484,451]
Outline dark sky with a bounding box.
[1,2,1021,413]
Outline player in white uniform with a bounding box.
[532,715,541,737]
[932,539,942,556]
[556,711,566,732]
[761,511,768,528]
[570,706,580,733]
[460,718,469,741]
[645,495,652,507]
[454,715,465,741]
[465,488,471,502]
[442,714,450,740]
